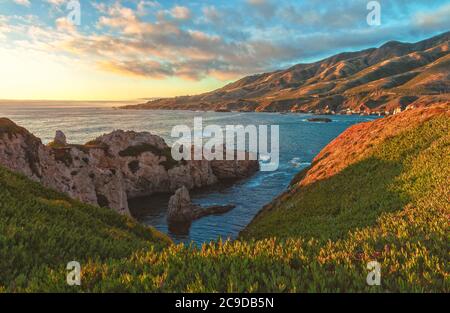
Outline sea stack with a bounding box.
[54,130,67,145]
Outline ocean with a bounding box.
[0,102,378,244]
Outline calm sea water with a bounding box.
[0,103,378,244]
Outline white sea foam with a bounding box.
[289,157,311,168]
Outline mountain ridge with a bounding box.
[124,31,450,113]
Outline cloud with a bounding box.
[13,0,30,7]
[170,6,191,20]
[45,0,65,6]
[0,16,11,39]
[137,1,160,16]
[2,0,449,84]
[246,0,276,19]
[97,3,147,35]
[98,59,174,78]
[278,1,366,30]
[202,6,220,22]
[55,17,76,33]
[415,4,450,30]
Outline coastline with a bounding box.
[0,105,375,243]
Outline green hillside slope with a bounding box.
[242,106,449,241]
[0,166,171,291]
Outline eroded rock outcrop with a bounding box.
[54,130,67,145]
[89,130,220,199]
[0,118,258,216]
[210,148,260,180]
[0,119,129,214]
[167,186,235,233]
[167,186,196,225]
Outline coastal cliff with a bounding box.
[0,118,259,214]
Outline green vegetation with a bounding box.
[119,143,163,157]
[0,113,448,292]
[0,118,31,138]
[242,115,449,241]
[47,141,66,149]
[84,139,108,148]
[48,142,108,166]
[0,166,171,291]
[119,144,183,170]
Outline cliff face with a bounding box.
[0,118,259,215]
[124,32,450,113]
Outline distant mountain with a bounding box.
[125,31,450,114]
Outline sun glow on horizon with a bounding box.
[0,47,229,101]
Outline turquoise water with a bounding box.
[0,104,378,244]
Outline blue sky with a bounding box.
[0,0,449,100]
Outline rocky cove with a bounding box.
[0,107,378,243]
[0,118,259,231]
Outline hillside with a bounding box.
[2,105,447,292]
[242,105,449,240]
[124,32,450,113]
[0,165,171,291]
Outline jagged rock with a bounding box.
[91,130,220,198]
[167,186,197,225]
[0,118,258,217]
[211,149,260,180]
[0,119,130,214]
[167,186,236,232]
[54,130,67,145]
[307,118,332,123]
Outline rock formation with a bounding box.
[307,118,332,123]
[167,186,196,225]
[53,130,67,146]
[210,148,260,180]
[0,118,258,215]
[167,186,235,233]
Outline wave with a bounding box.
[289,157,311,168]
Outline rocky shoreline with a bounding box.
[167,186,236,234]
[0,118,259,216]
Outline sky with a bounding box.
[0,0,449,101]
